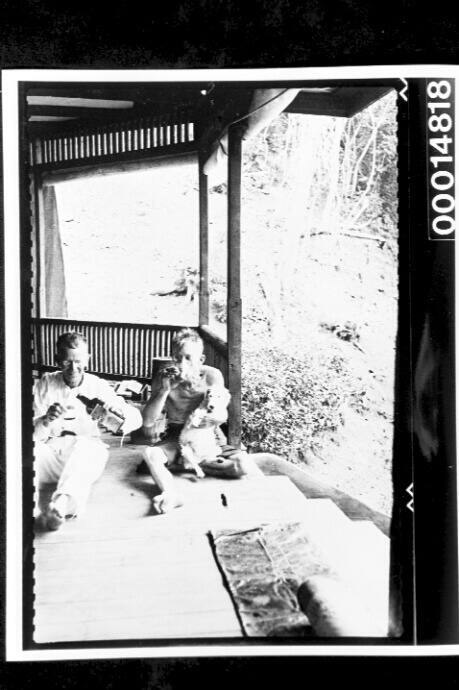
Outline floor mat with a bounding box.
[210,521,335,637]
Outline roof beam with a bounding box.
[25,84,209,103]
[26,102,200,138]
[39,142,198,186]
[27,105,135,119]
[27,96,134,108]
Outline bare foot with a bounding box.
[41,494,72,531]
[153,491,184,514]
[43,506,65,531]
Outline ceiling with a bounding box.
[24,83,394,138]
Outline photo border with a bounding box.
[3,65,458,661]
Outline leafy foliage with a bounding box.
[241,347,365,461]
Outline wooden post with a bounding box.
[31,142,42,320]
[32,170,44,368]
[199,152,209,326]
[227,125,243,448]
[36,175,47,319]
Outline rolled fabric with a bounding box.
[297,575,387,637]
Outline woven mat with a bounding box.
[210,521,333,637]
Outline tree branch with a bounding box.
[311,230,386,242]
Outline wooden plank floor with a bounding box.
[33,436,316,643]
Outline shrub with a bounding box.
[241,347,354,461]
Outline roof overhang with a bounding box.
[24,82,395,139]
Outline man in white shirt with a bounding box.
[34,331,142,530]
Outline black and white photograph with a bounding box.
[2,67,457,658]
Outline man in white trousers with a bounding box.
[33,331,142,531]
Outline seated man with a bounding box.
[141,328,236,513]
[34,331,142,530]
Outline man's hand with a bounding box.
[158,366,181,394]
[44,402,65,426]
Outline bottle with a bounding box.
[77,394,125,434]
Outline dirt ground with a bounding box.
[56,162,397,516]
[286,233,397,516]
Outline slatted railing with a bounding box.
[32,318,228,384]
[32,318,187,382]
[29,110,195,168]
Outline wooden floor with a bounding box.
[33,437,391,643]
[34,437,315,643]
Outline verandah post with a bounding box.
[227,124,243,448]
[198,151,209,326]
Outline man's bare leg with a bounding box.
[142,446,183,513]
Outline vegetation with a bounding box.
[235,92,398,512]
[241,348,367,459]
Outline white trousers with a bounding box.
[34,436,109,517]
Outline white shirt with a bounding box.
[33,371,142,442]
